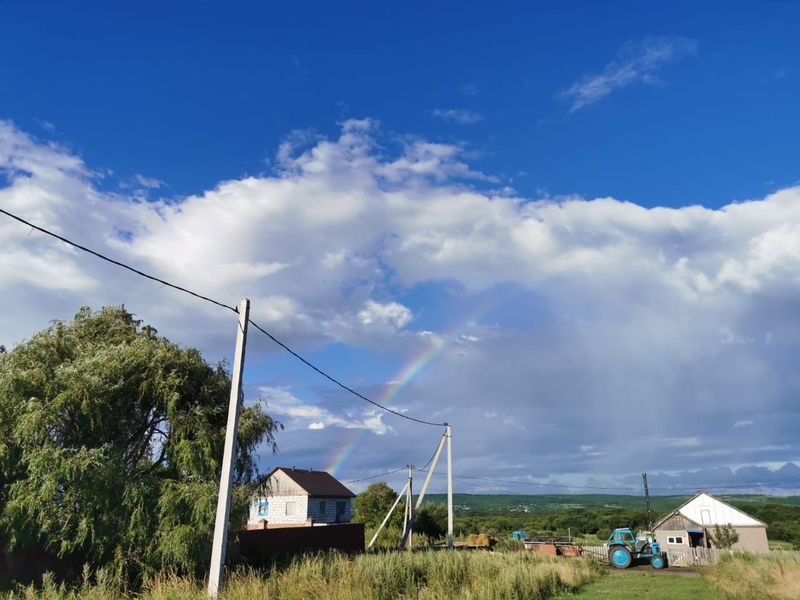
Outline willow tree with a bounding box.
[0,306,281,579]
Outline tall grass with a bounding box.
[3,551,601,600]
[703,552,800,600]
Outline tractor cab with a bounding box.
[607,528,665,569]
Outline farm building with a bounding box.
[247,467,355,528]
[653,491,769,553]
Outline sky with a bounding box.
[1,0,800,496]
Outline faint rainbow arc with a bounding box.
[326,301,494,478]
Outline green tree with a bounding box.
[0,306,281,580]
[414,504,448,540]
[709,524,740,549]
[353,482,405,529]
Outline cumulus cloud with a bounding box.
[1,118,799,489]
[430,109,484,124]
[562,36,697,112]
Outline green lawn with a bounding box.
[555,571,718,599]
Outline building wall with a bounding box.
[731,526,769,553]
[306,496,352,524]
[654,529,691,549]
[248,494,309,525]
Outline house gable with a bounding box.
[653,511,703,532]
[677,492,765,527]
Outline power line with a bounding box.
[248,319,446,427]
[342,467,407,485]
[0,208,445,428]
[0,208,238,314]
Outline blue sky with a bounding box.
[1,0,800,495]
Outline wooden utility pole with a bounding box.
[446,423,453,550]
[207,299,250,598]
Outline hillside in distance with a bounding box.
[414,493,800,513]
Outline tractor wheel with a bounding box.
[609,546,632,569]
[650,555,666,569]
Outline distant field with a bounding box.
[415,493,800,513]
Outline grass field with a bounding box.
[3,552,602,600]
[553,571,717,599]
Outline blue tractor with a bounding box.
[607,528,667,569]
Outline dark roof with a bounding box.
[270,467,356,498]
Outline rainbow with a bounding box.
[326,301,493,477]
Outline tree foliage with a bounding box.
[353,482,405,530]
[414,504,448,540]
[709,524,740,549]
[0,306,282,580]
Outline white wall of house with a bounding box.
[248,494,308,525]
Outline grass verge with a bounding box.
[3,551,602,600]
[702,552,800,600]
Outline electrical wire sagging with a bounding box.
[0,207,445,428]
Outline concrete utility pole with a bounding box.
[399,430,447,551]
[208,299,250,598]
[407,465,413,550]
[446,423,453,550]
[368,480,410,548]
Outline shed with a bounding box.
[247,467,356,527]
[653,491,768,553]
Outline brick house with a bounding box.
[653,491,769,553]
[247,467,355,528]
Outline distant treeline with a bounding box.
[410,497,800,548]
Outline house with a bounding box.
[653,491,769,553]
[247,467,355,528]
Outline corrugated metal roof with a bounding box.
[268,467,356,498]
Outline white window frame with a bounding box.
[667,536,684,545]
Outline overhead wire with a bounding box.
[342,467,408,485]
[0,208,238,313]
[247,319,446,427]
[0,207,445,427]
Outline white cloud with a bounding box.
[1,118,800,487]
[135,174,164,189]
[734,420,755,428]
[258,386,390,435]
[430,109,484,124]
[562,36,697,113]
[358,300,413,330]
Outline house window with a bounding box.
[336,501,346,522]
[700,509,711,525]
[319,500,326,514]
[286,501,296,516]
[667,536,684,545]
[258,501,269,517]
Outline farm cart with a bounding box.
[607,528,666,569]
[524,536,583,557]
